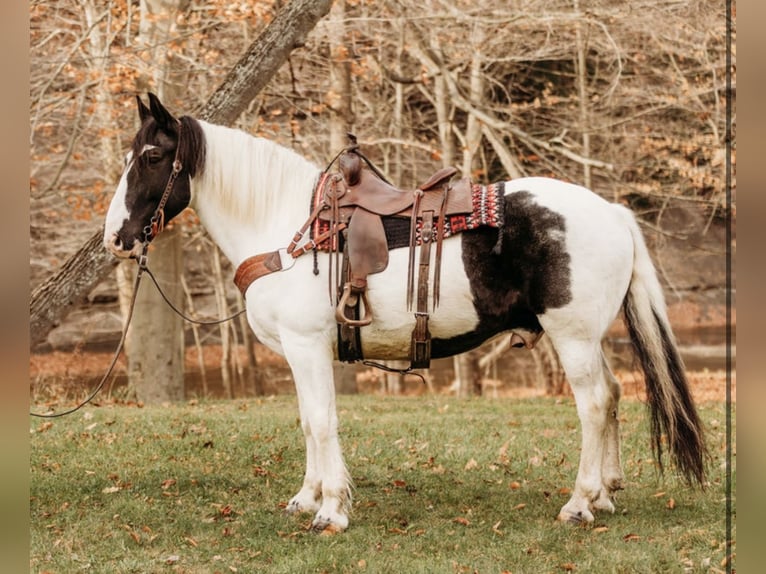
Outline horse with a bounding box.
[103,93,706,533]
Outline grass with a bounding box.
[30,395,733,573]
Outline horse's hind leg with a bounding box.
[281,335,351,533]
[547,338,620,523]
[599,353,625,504]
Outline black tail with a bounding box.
[618,206,707,485]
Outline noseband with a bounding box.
[142,121,184,245]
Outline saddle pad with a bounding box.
[310,181,505,252]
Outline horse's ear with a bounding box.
[147,92,177,130]
[136,95,151,123]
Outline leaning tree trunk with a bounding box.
[29,0,334,349]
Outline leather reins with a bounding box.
[30,123,244,418]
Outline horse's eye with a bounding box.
[147,150,163,164]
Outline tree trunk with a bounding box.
[328,0,353,153]
[328,0,358,394]
[453,27,486,398]
[30,230,118,348]
[453,350,482,398]
[117,0,189,405]
[573,0,591,189]
[125,229,185,403]
[29,0,334,350]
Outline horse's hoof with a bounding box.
[286,493,320,516]
[592,493,616,514]
[557,508,595,524]
[310,518,345,535]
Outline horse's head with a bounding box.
[103,93,205,258]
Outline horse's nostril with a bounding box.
[111,235,122,250]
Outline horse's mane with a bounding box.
[193,121,321,228]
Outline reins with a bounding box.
[30,249,147,419]
[30,247,246,418]
[30,122,244,418]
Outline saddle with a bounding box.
[312,145,472,368]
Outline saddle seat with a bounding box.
[333,151,462,216]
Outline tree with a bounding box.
[327,0,358,394]
[30,0,731,399]
[30,0,334,350]
[115,0,190,404]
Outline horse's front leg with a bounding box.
[282,334,351,534]
[284,390,322,516]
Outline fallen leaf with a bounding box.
[161,479,177,490]
[452,517,470,526]
[594,526,609,533]
[165,555,180,564]
[623,533,641,542]
[509,481,521,490]
[185,536,198,547]
[464,458,478,470]
[561,562,576,571]
[37,422,53,433]
[652,491,666,498]
[392,480,407,488]
[492,520,504,536]
[102,486,120,494]
[513,503,526,511]
[666,498,676,510]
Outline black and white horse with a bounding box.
[104,93,706,533]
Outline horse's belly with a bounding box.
[360,241,480,360]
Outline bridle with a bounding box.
[30,120,246,418]
[142,120,184,245]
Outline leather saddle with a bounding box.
[318,151,471,297]
[316,148,473,367]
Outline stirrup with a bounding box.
[335,283,373,327]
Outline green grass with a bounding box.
[30,396,733,573]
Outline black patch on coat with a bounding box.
[431,190,572,358]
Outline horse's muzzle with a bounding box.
[104,232,143,259]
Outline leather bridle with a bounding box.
[142,120,184,245]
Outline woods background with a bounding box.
[29,0,734,403]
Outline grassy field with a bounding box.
[30,395,733,573]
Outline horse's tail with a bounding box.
[615,205,707,485]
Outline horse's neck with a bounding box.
[190,121,321,266]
